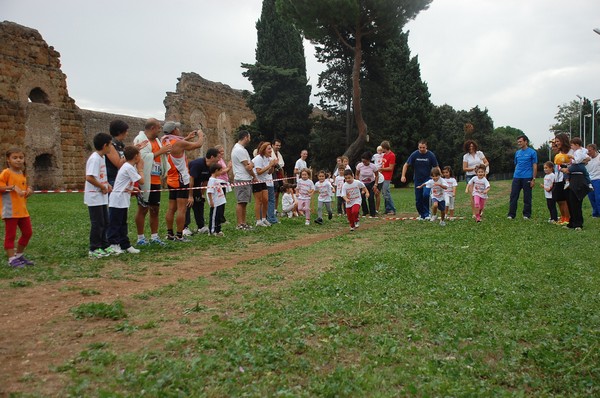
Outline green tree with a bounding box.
[242,0,312,164]
[278,0,432,160]
[551,100,580,136]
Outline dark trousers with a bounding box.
[185,193,205,229]
[567,190,584,228]
[361,181,377,217]
[546,198,558,221]
[508,178,533,218]
[107,207,131,249]
[337,196,344,215]
[209,204,225,233]
[88,205,109,251]
[415,186,431,218]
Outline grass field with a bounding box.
[0,181,599,397]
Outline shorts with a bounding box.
[252,182,267,193]
[377,183,383,191]
[234,180,252,203]
[553,181,568,202]
[444,195,455,210]
[432,198,446,212]
[168,184,190,200]
[148,184,161,206]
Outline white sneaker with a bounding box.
[126,246,140,254]
[439,221,446,226]
[355,221,360,228]
[262,219,271,227]
[256,220,266,227]
[305,220,310,225]
[109,244,124,255]
[182,227,193,236]
[197,226,210,234]
[430,215,437,222]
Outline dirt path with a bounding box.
[0,220,386,396]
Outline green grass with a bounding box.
[3,182,600,396]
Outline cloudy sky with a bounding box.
[3,0,600,148]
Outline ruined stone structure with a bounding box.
[0,21,84,189]
[0,21,254,189]
[164,72,255,159]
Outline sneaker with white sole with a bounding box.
[212,231,225,237]
[107,245,124,255]
[173,236,191,242]
[256,220,267,227]
[126,246,140,254]
[305,220,310,225]
[197,226,210,234]
[355,221,360,228]
[430,215,437,222]
[136,237,148,246]
[182,227,193,236]
[439,221,446,226]
[150,236,166,245]
[262,219,272,227]
[88,248,109,259]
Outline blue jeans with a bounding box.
[415,186,431,218]
[382,180,396,214]
[588,179,600,217]
[267,185,279,223]
[508,178,533,218]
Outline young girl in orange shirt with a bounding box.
[0,148,34,267]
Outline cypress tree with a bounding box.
[242,0,312,168]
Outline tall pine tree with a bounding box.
[242,0,312,168]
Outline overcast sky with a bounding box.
[3,0,600,148]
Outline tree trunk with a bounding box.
[343,25,367,163]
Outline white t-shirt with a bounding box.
[422,178,447,201]
[468,176,490,199]
[356,162,378,183]
[377,172,384,184]
[444,177,457,197]
[231,143,252,181]
[109,162,141,209]
[253,155,274,186]
[206,176,226,207]
[341,180,365,208]
[84,152,109,206]
[543,173,556,199]
[296,178,315,200]
[282,192,295,212]
[315,180,334,202]
[335,175,345,197]
[463,151,486,176]
[572,147,589,164]
[586,154,600,180]
[294,158,307,174]
[372,153,384,170]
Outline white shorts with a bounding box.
[444,194,455,210]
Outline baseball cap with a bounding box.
[163,121,181,134]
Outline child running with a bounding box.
[0,147,34,267]
[314,170,334,224]
[281,184,298,218]
[541,161,558,223]
[207,163,227,236]
[442,166,457,219]
[466,164,490,223]
[334,165,346,216]
[296,168,315,225]
[417,167,448,226]
[341,169,368,231]
[107,146,144,254]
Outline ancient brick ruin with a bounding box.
[0,21,254,190]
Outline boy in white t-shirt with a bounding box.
[85,133,116,259]
[314,170,334,224]
[107,146,144,254]
[334,165,346,216]
[417,167,448,226]
[341,169,368,231]
[207,163,227,236]
[540,161,558,223]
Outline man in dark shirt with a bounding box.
[184,148,220,234]
[401,139,439,220]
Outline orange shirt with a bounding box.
[0,169,29,219]
[150,139,162,185]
